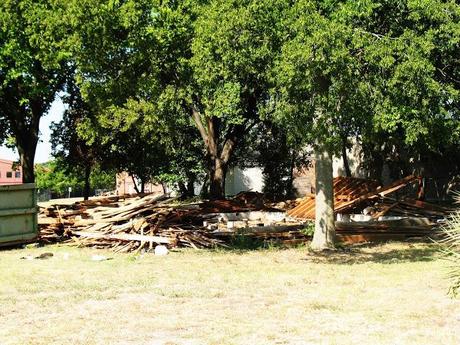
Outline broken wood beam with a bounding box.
[71,231,173,244]
[335,175,418,213]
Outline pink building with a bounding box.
[0,158,22,185]
[116,172,163,196]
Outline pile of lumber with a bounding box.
[335,218,436,244]
[39,193,313,251]
[39,194,229,252]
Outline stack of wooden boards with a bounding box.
[288,175,453,243]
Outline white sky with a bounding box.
[0,97,65,163]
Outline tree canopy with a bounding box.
[1,0,459,249]
[0,0,69,182]
[269,0,459,249]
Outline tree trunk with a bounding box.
[200,172,210,198]
[178,181,188,199]
[179,176,196,199]
[209,158,226,200]
[288,150,296,199]
[131,174,140,194]
[191,108,246,200]
[140,179,145,194]
[18,144,37,183]
[7,92,41,184]
[186,176,195,197]
[311,146,336,251]
[161,182,168,195]
[83,165,91,201]
[341,136,352,177]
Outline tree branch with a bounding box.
[191,106,209,143]
[220,124,245,163]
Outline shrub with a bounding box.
[441,211,460,296]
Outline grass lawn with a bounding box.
[0,242,459,345]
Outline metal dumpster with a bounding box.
[0,183,38,247]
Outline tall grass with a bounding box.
[442,208,460,296]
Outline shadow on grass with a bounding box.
[301,242,442,265]
[214,235,309,254]
[213,235,442,264]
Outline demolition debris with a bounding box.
[38,176,453,251]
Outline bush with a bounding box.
[442,211,460,296]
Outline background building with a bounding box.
[0,158,22,185]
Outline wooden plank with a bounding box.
[72,231,173,244]
[337,234,407,244]
[38,217,72,225]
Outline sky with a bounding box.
[0,98,65,163]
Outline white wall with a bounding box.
[225,167,264,196]
[332,140,367,178]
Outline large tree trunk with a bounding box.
[311,146,336,251]
[191,108,245,200]
[17,141,37,184]
[209,158,226,199]
[83,164,91,201]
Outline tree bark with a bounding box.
[83,164,91,201]
[288,150,296,199]
[200,172,209,198]
[191,108,246,200]
[161,182,168,195]
[18,146,35,183]
[131,174,140,194]
[341,136,352,177]
[186,176,195,197]
[209,157,227,199]
[14,115,39,184]
[140,179,145,194]
[178,181,188,199]
[311,146,336,251]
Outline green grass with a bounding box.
[0,242,459,345]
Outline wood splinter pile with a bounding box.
[38,194,227,252]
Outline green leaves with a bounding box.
[270,0,460,157]
[12,0,455,190]
[191,0,288,123]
